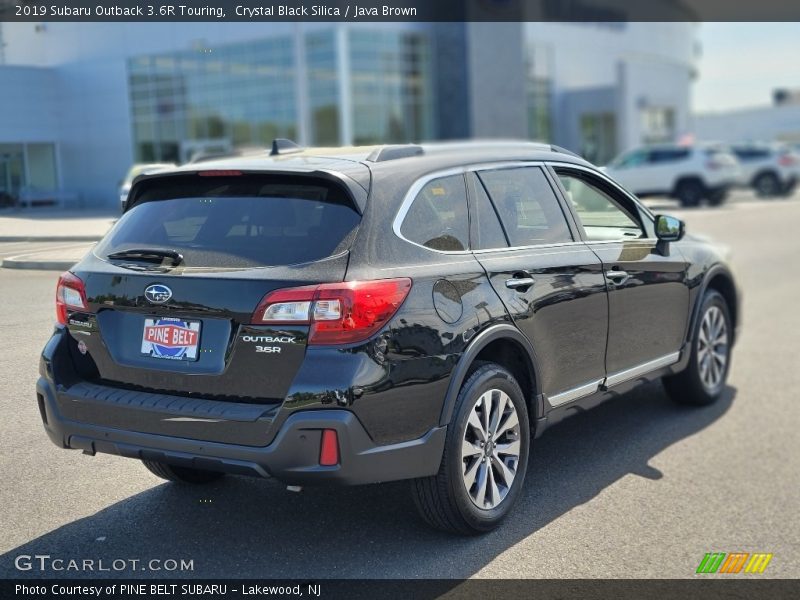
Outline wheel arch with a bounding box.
[751,169,784,197]
[688,265,739,347]
[751,168,780,186]
[671,174,706,196]
[439,324,542,428]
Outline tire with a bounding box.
[675,179,705,207]
[663,290,732,406]
[142,459,225,484]
[707,189,727,207]
[412,363,530,535]
[753,172,781,197]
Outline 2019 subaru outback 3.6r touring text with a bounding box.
[37,140,740,534]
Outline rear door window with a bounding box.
[468,172,509,250]
[95,174,360,269]
[400,174,470,252]
[731,147,771,161]
[648,148,690,163]
[477,166,573,247]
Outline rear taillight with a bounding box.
[197,170,242,177]
[56,272,88,325]
[779,154,798,167]
[252,278,412,345]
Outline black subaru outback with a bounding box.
[37,141,739,534]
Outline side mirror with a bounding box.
[655,214,684,242]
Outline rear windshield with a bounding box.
[95,174,360,269]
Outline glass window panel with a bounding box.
[469,173,508,250]
[478,167,572,246]
[556,171,644,241]
[26,144,57,190]
[401,175,469,252]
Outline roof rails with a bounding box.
[550,144,582,159]
[270,138,305,156]
[265,139,584,163]
[366,144,424,162]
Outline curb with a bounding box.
[0,235,102,242]
[1,258,77,270]
[1,241,92,271]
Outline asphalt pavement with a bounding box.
[0,208,115,241]
[0,195,798,579]
[0,241,95,270]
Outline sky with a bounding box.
[693,23,800,113]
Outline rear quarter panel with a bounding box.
[341,169,511,444]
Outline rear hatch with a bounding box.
[704,146,741,184]
[65,171,361,404]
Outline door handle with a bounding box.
[505,272,535,290]
[605,269,630,285]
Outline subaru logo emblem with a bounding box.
[144,284,172,304]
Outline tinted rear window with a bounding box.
[648,148,690,163]
[477,167,573,247]
[731,147,771,160]
[95,175,360,269]
[400,174,469,252]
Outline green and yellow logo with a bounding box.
[696,552,773,574]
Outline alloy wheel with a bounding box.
[756,174,780,196]
[697,305,728,391]
[460,389,522,510]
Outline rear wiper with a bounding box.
[107,248,184,266]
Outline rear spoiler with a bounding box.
[125,169,369,215]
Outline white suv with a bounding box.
[726,143,799,197]
[604,144,740,207]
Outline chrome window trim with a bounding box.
[393,160,578,255]
[472,244,596,256]
[547,160,657,222]
[392,166,472,255]
[392,160,657,255]
[584,238,658,246]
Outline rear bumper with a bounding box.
[36,375,446,485]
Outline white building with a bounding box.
[0,21,698,207]
[694,104,800,144]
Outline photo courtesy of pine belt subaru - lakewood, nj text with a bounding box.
[37,140,740,534]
